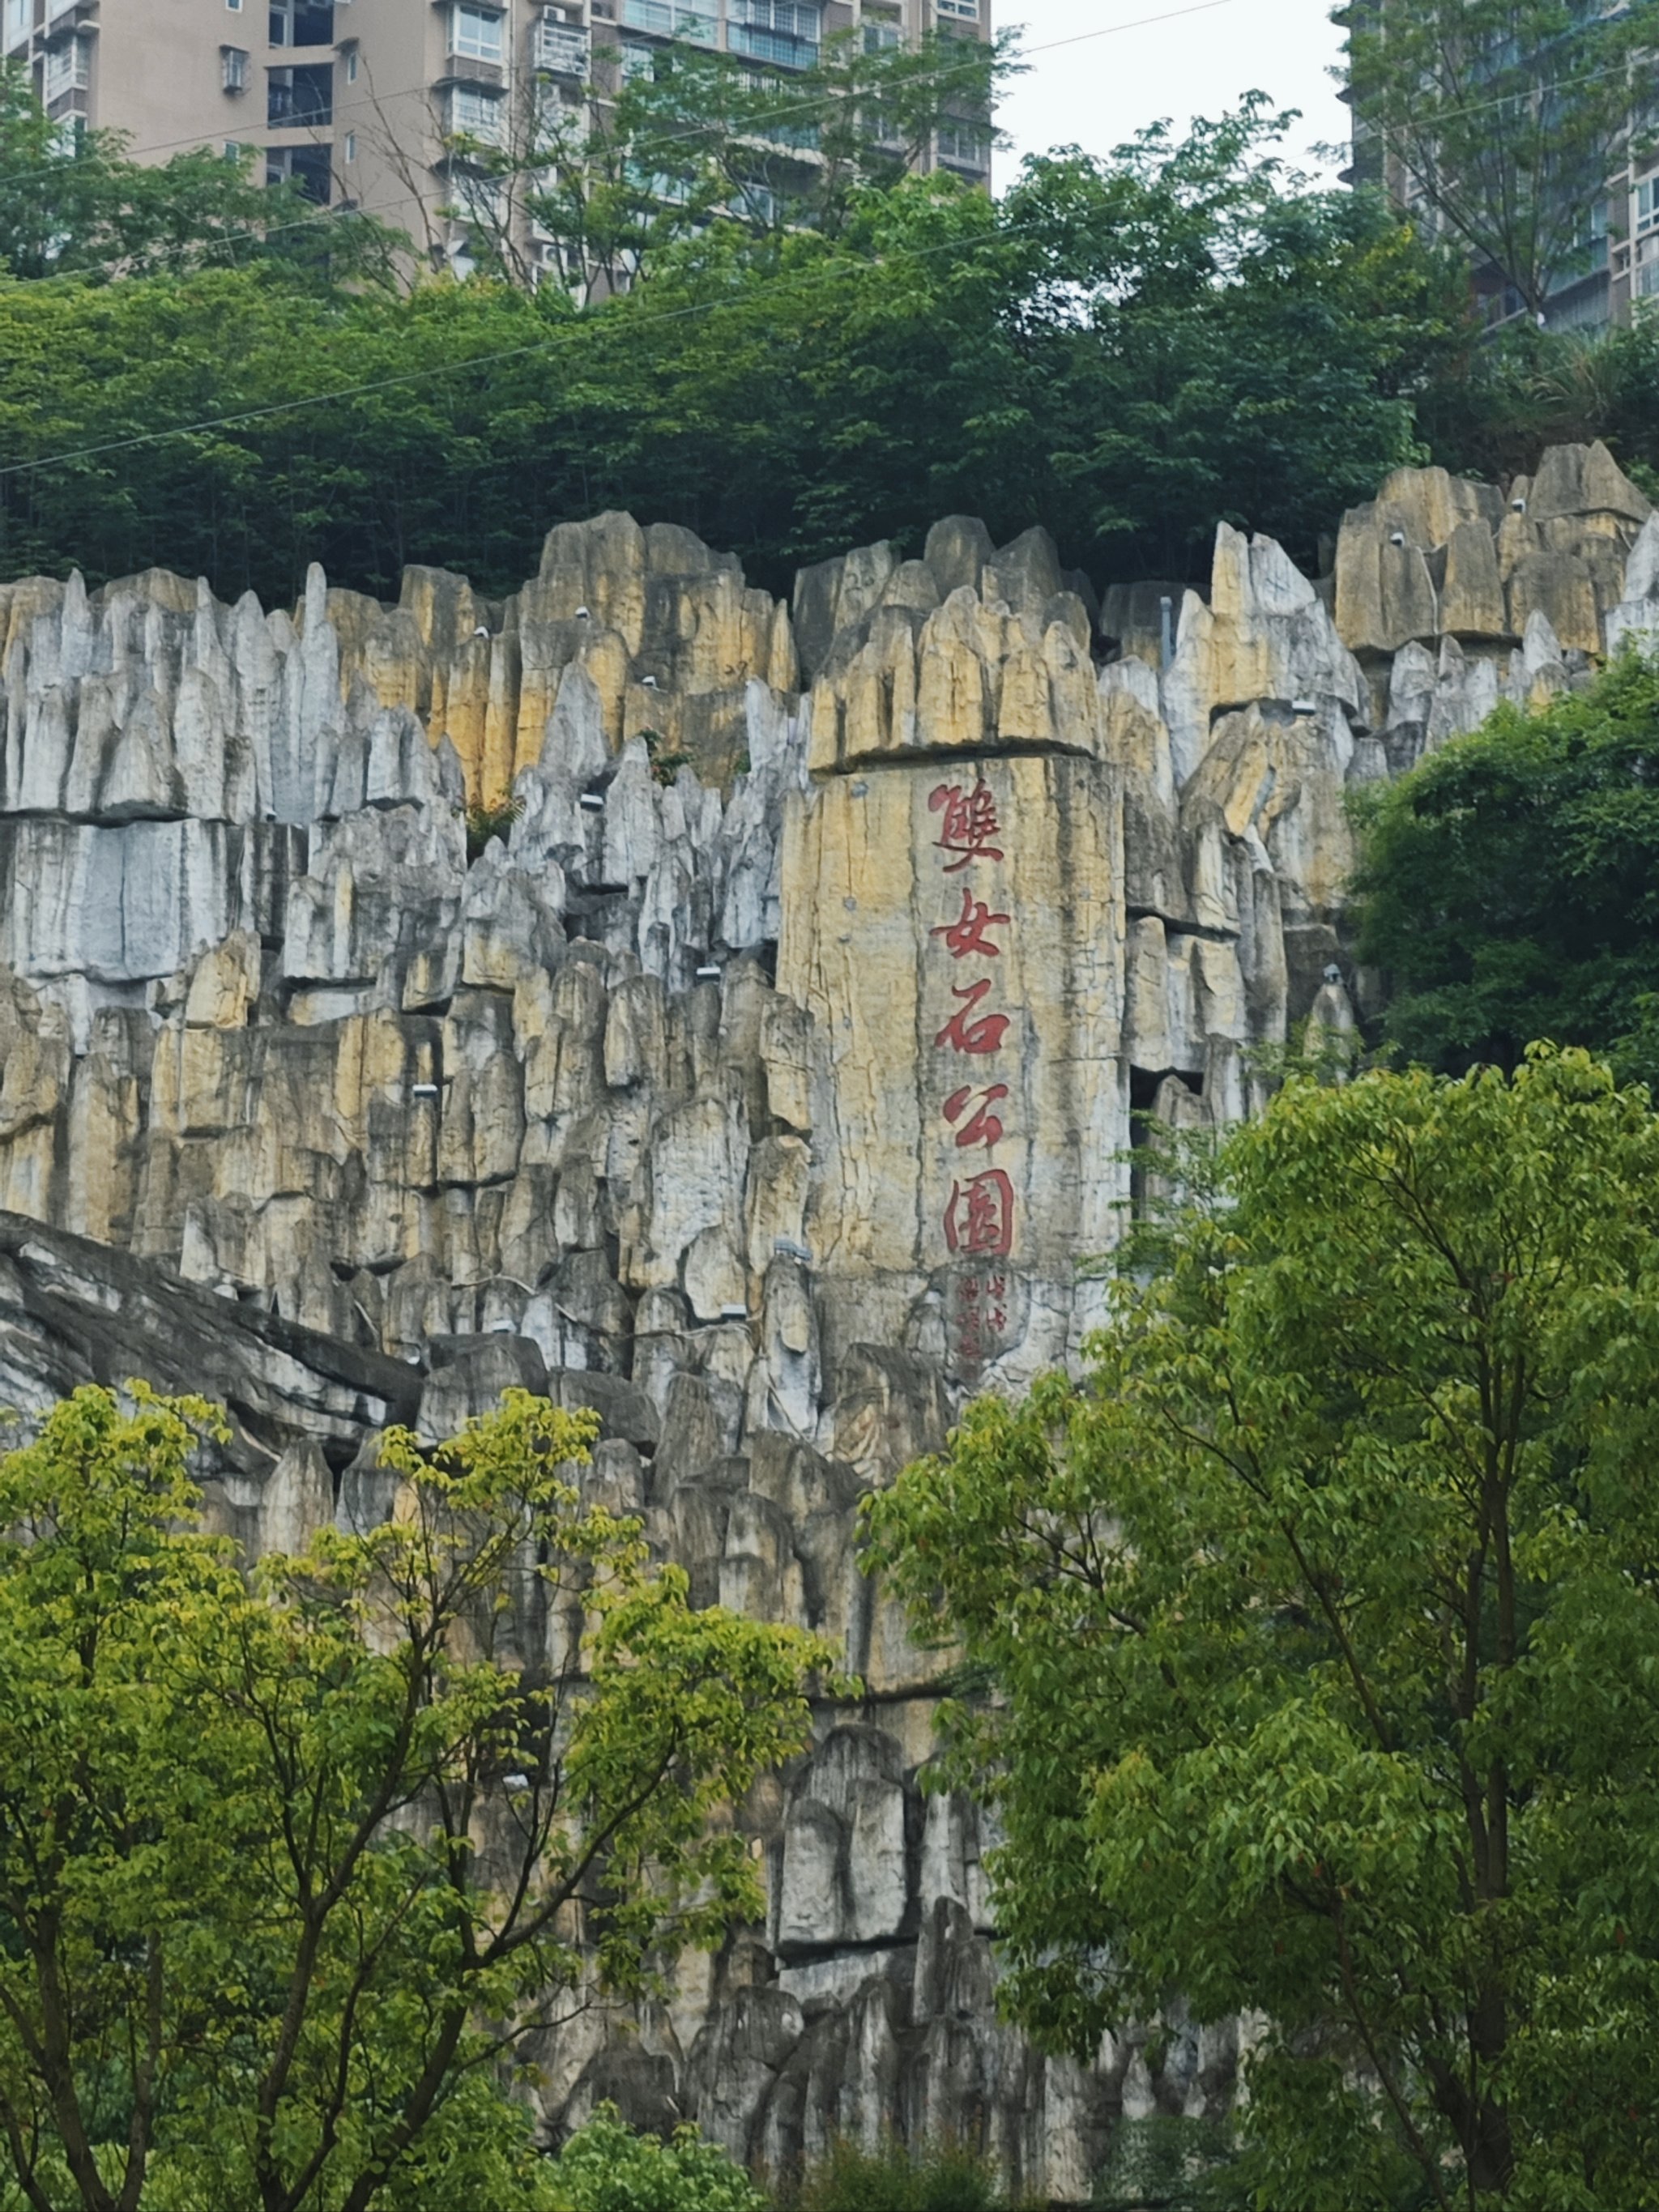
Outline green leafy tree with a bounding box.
[1015,107,1465,579]
[544,2106,766,2212]
[433,27,1012,297]
[1341,0,1659,319]
[866,1050,1659,2209]
[0,113,1459,607]
[1351,649,1659,1089]
[0,64,398,288]
[0,1385,838,2212]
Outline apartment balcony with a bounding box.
[41,0,97,45]
[536,18,591,75]
[437,50,507,87]
[727,23,818,67]
[438,83,507,151]
[619,0,717,43]
[41,34,90,101]
[267,62,334,127]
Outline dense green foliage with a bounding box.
[0,108,1460,607]
[1341,0,1659,318]
[866,1050,1659,2209]
[1091,2119,1250,2212]
[0,1387,836,2212]
[1352,651,1659,1089]
[544,2108,766,2212]
[786,2139,1013,2212]
[1420,318,1659,500]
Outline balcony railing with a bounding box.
[43,38,90,97]
[727,22,817,67]
[536,19,590,73]
[445,88,505,144]
[620,0,716,43]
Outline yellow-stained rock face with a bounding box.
[779,749,1128,1355]
[315,516,794,803]
[1,457,1654,2194]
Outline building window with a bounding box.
[343,130,356,160]
[226,0,243,10]
[864,22,901,51]
[267,143,333,201]
[43,38,91,100]
[728,0,821,67]
[269,2,335,44]
[267,61,333,126]
[1638,177,1659,238]
[936,119,988,168]
[618,40,655,81]
[4,0,29,41]
[537,16,591,74]
[446,83,504,141]
[450,3,505,62]
[619,0,716,41]
[936,0,979,17]
[222,46,249,92]
[733,0,821,33]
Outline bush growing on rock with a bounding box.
[787,2137,1013,2212]
[544,2108,766,2212]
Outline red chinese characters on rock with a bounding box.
[945,1170,1016,1260]
[929,781,1004,873]
[931,885,1011,961]
[954,1270,1013,1366]
[925,778,1019,1349]
[944,1083,1009,1149]
[934,978,1012,1057]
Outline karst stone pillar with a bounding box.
[780,597,1130,1387]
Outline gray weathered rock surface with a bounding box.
[0,451,1644,2197]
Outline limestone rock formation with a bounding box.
[0,450,1646,2197]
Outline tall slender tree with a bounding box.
[1340,0,1659,317]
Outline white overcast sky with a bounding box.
[994,0,1350,185]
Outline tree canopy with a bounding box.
[1352,650,1659,1091]
[0,1385,836,2212]
[865,1048,1659,2210]
[1340,0,1659,320]
[0,107,1461,610]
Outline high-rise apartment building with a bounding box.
[1346,4,1656,334]
[4,0,992,282]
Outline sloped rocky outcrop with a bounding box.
[0,441,1652,2197]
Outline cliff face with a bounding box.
[0,444,1654,2197]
